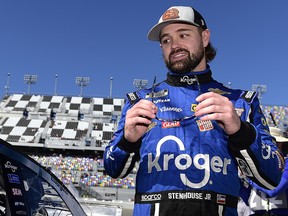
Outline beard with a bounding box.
[165,46,205,74]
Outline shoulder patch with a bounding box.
[126,92,140,105]
[240,91,257,103]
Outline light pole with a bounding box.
[76,76,90,97]
[5,73,10,96]
[24,74,38,95]
[54,74,58,96]
[228,82,232,89]
[133,79,148,89]
[109,77,113,98]
[252,84,267,103]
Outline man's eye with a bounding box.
[161,39,170,45]
[180,34,188,38]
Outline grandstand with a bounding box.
[0,93,123,150]
[0,93,287,215]
[261,104,288,130]
[0,93,135,215]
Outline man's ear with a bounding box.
[202,29,210,48]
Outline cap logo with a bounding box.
[162,8,180,21]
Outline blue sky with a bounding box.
[0,0,287,106]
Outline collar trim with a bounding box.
[166,70,213,86]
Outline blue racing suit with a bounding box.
[104,68,284,216]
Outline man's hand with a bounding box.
[195,92,241,135]
[124,99,157,143]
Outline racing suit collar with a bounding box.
[166,68,213,86]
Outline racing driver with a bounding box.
[103,5,284,216]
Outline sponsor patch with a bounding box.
[159,106,182,113]
[126,92,139,105]
[196,120,214,131]
[151,98,170,104]
[14,202,25,207]
[147,122,157,132]
[241,91,257,103]
[217,194,226,204]
[208,88,231,95]
[12,188,22,196]
[141,193,162,202]
[146,89,169,99]
[8,174,20,184]
[4,161,18,172]
[235,108,244,117]
[236,158,253,177]
[191,104,197,112]
[162,121,180,128]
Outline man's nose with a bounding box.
[170,38,181,49]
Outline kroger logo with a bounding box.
[147,135,231,188]
[180,76,197,85]
[4,161,18,173]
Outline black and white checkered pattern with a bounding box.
[0,94,125,147]
[2,94,125,116]
[92,97,123,116]
[3,94,42,112]
[0,116,47,143]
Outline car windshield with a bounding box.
[0,138,86,216]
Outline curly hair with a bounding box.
[205,42,217,63]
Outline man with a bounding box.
[104,6,284,216]
[241,127,288,215]
[270,127,288,157]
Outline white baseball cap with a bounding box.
[147,6,207,41]
[269,127,288,142]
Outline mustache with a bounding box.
[169,48,190,59]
